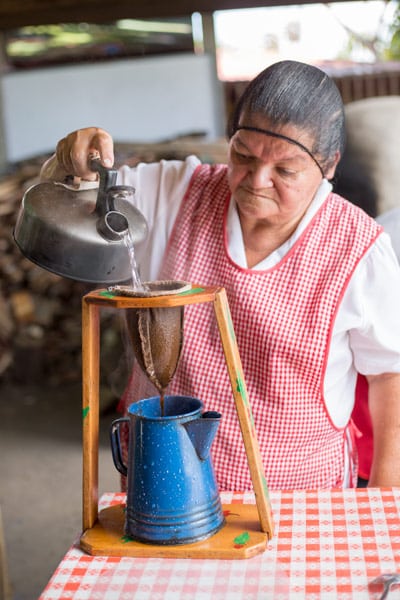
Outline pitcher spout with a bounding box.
[183,411,222,461]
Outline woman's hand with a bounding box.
[56,127,114,180]
[40,127,115,183]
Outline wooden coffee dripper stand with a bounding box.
[80,285,274,559]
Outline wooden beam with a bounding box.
[0,0,353,31]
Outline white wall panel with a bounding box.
[1,53,222,162]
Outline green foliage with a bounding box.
[387,0,400,59]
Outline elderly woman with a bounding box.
[41,60,400,491]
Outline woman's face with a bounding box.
[227,116,338,228]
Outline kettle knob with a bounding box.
[89,157,118,216]
[89,158,138,243]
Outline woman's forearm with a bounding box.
[367,372,400,487]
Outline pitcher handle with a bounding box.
[110,417,130,476]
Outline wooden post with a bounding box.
[82,297,100,531]
[213,288,274,538]
[0,506,11,600]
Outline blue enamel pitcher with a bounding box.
[110,395,225,545]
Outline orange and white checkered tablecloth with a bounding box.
[39,488,400,600]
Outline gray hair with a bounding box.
[227,60,345,174]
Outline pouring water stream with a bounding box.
[123,229,148,292]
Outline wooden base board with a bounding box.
[80,503,269,559]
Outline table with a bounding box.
[39,488,400,600]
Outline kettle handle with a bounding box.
[110,417,130,476]
[90,158,118,216]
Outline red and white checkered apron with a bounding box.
[122,164,381,491]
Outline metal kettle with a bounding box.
[13,159,148,284]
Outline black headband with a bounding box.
[235,126,325,178]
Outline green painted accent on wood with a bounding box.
[236,373,256,427]
[262,475,271,502]
[236,375,246,400]
[82,406,90,419]
[233,531,250,545]
[179,287,205,295]
[99,290,115,298]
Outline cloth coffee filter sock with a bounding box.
[126,305,184,394]
[109,280,191,398]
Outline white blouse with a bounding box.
[118,156,400,428]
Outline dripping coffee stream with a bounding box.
[110,281,191,415]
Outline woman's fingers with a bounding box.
[56,127,114,180]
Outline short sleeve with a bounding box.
[347,232,400,374]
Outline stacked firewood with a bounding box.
[0,155,94,386]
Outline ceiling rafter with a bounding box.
[0,0,351,30]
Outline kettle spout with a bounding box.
[183,411,221,461]
[97,210,129,241]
